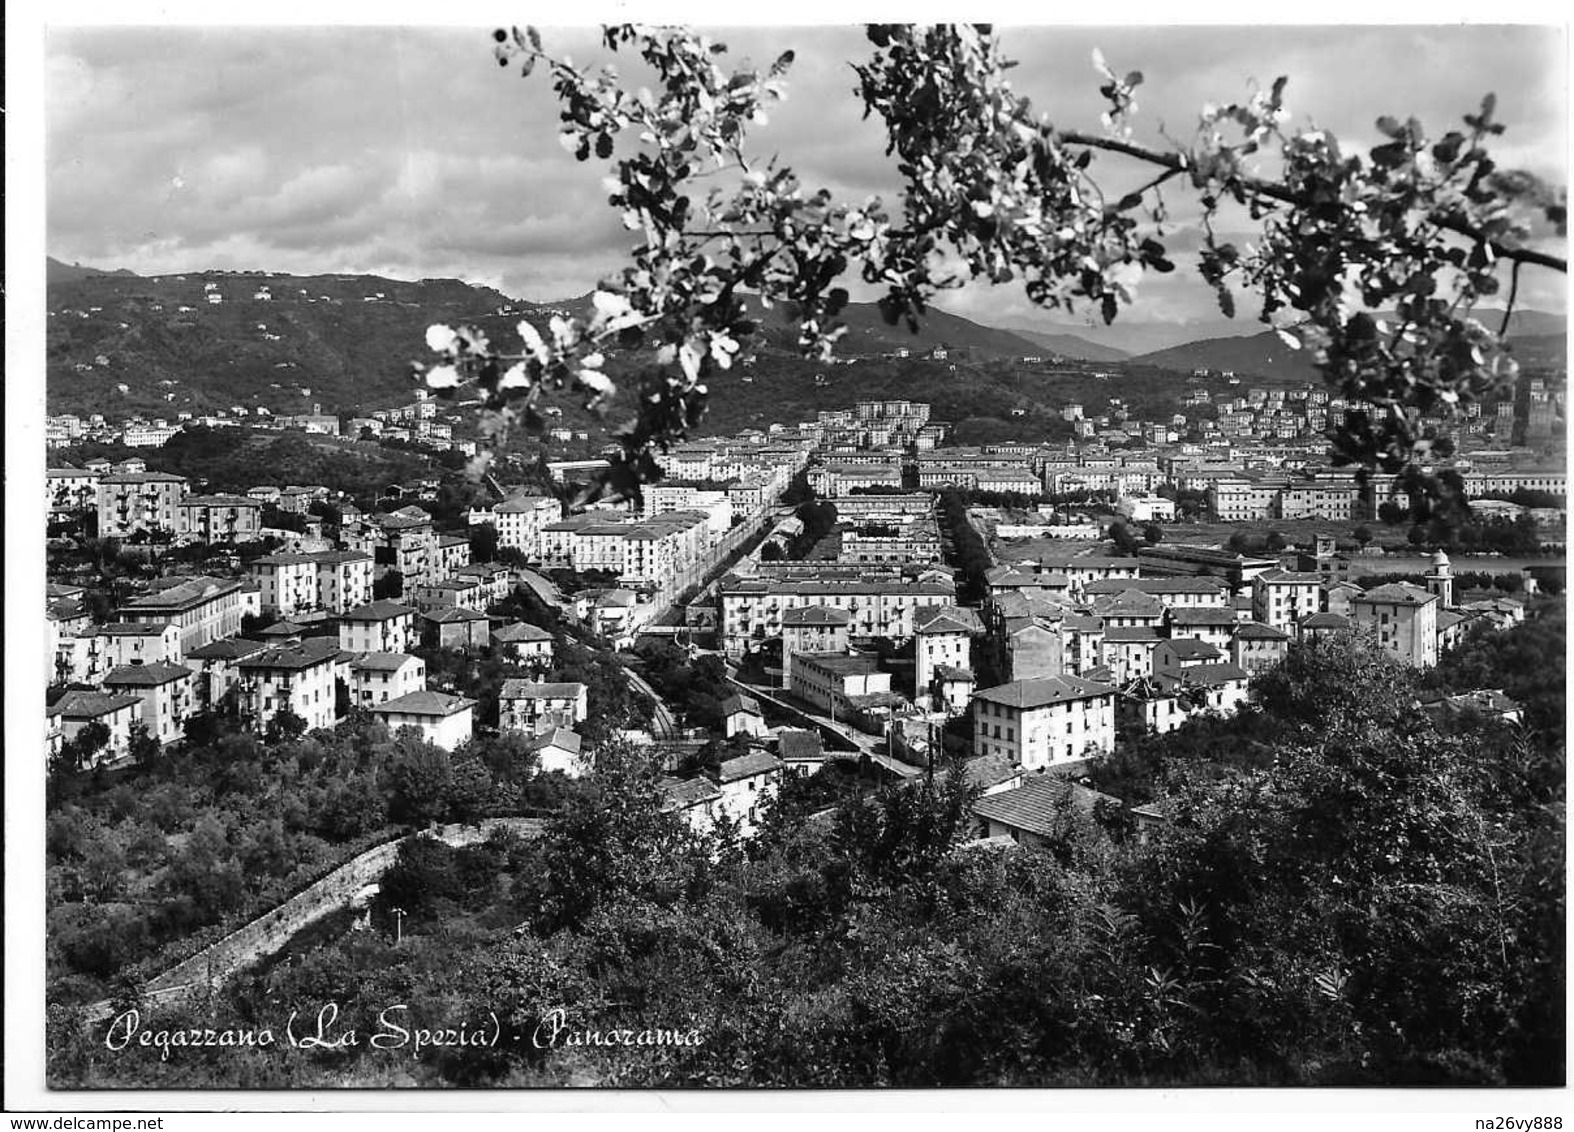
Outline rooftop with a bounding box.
[500,680,587,700]
[971,774,1122,838]
[491,621,553,643]
[342,599,417,622]
[712,751,784,783]
[974,675,1116,710]
[1356,582,1440,607]
[776,729,824,761]
[349,651,419,672]
[373,690,475,717]
[53,690,143,719]
[782,605,853,627]
[102,661,193,687]
[237,638,345,671]
[185,638,269,661]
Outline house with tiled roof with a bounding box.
[972,675,1117,770]
[706,751,784,838]
[914,605,984,699]
[1231,620,1291,673]
[1297,611,1353,642]
[721,693,767,739]
[235,638,345,731]
[118,574,245,657]
[491,621,555,667]
[101,660,196,746]
[1092,590,1167,630]
[660,775,723,833]
[95,621,183,669]
[183,637,268,708]
[962,751,1025,797]
[526,727,585,777]
[1252,569,1323,632]
[50,690,144,765]
[371,690,475,750]
[419,605,491,651]
[1100,625,1163,683]
[348,652,426,706]
[1350,582,1439,668]
[1422,688,1524,727]
[1082,576,1229,608]
[776,728,827,775]
[338,600,418,653]
[970,772,1123,849]
[500,679,588,734]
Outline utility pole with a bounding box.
[391,906,406,947]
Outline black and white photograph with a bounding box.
[6,6,1568,1121]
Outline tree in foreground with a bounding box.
[413,24,1564,514]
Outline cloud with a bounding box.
[45,23,1568,322]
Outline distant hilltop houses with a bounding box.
[45,391,478,458]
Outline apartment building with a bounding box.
[1252,570,1323,633]
[96,471,188,537]
[719,572,956,657]
[481,494,562,557]
[250,550,374,616]
[338,600,418,654]
[1350,583,1440,668]
[48,467,101,514]
[176,494,264,544]
[780,606,852,689]
[118,575,246,658]
[101,661,197,747]
[1231,621,1293,673]
[235,638,345,732]
[50,691,144,765]
[347,652,426,706]
[183,637,269,710]
[971,676,1118,770]
[914,606,984,698]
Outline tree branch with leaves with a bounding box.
[416,23,1565,514]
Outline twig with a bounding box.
[1501,259,1522,337]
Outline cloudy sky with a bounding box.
[44,21,1569,334]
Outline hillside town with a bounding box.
[44,378,1565,847]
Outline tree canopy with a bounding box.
[413,24,1563,514]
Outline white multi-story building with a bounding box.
[101,661,197,747]
[47,467,102,514]
[914,606,983,699]
[1350,583,1440,668]
[371,690,475,751]
[250,551,374,616]
[176,495,264,544]
[338,600,418,653]
[1252,569,1323,633]
[486,494,563,557]
[971,676,1118,769]
[348,652,427,707]
[49,691,145,765]
[96,472,188,537]
[118,576,246,659]
[236,638,344,732]
[719,572,956,657]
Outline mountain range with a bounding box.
[43,257,1564,422]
